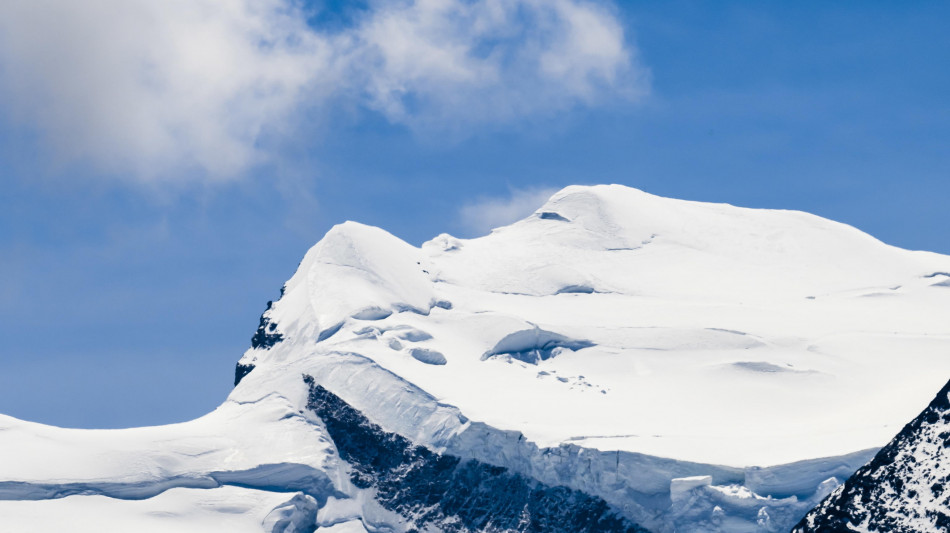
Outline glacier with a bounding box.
[3,184,950,532]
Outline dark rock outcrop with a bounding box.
[235,299,284,386]
[793,379,950,532]
[234,363,255,386]
[304,375,650,533]
[251,300,283,350]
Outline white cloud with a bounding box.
[459,186,560,235]
[350,0,645,127]
[0,0,646,183]
[0,0,330,182]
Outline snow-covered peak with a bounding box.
[262,221,439,347]
[488,183,884,256]
[8,184,950,533]
[238,184,950,467]
[433,184,933,298]
[513,185,654,249]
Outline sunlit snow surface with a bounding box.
[4,185,950,532]
[252,184,950,466]
[0,486,328,533]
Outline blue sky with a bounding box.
[1,1,948,428]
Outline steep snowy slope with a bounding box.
[793,378,950,532]
[3,185,949,533]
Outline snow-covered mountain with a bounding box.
[2,185,950,532]
[793,378,950,533]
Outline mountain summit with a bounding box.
[3,185,950,532]
[240,184,950,466]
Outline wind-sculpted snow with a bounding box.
[409,346,448,365]
[0,394,349,532]
[0,486,320,533]
[304,375,649,533]
[0,462,332,503]
[0,396,337,491]
[481,326,595,364]
[793,379,950,533]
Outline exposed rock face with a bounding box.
[236,299,284,385]
[234,362,256,386]
[304,375,649,533]
[250,300,284,350]
[793,379,950,533]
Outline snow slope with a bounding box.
[4,185,950,532]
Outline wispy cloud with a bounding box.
[0,0,646,183]
[350,0,645,128]
[459,186,560,235]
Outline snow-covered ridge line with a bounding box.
[0,393,341,503]
[0,462,335,502]
[0,486,322,533]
